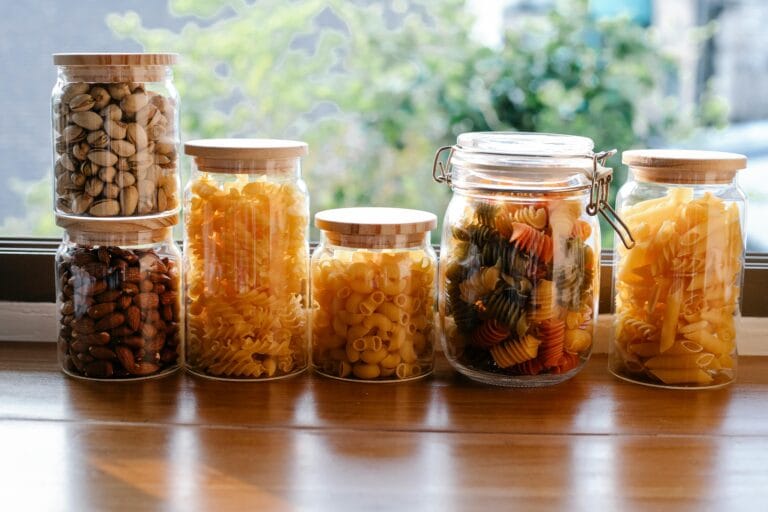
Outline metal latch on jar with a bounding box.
[588,149,635,249]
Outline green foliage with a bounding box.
[101,0,725,244]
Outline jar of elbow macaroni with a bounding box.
[54,214,182,380]
[312,207,438,382]
[432,132,634,387]
[183,139,310,380]
[610,150,747,389]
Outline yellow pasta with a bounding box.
[611,189,742,387]
[185,174,309,379]
[312,246,436,381]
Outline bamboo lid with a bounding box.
[316,208,437,235]
[56,213,178,246]
[53,53,178,66]
[622,149,747,184]
[185,139,308,173]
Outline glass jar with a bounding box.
[55,214,182,380]
[433,132,632,387]
[311,207,438,382]
[52,53,180,218]
[183,139,310,380]
[609,150,747,389]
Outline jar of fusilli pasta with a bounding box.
[55,213,182,380]
[183,139,310,380]
[312,207,438,382]
[609,150,747,389]
[432,132,633,387]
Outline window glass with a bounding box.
[1,0,765,251]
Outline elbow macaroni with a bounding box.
[312,246,436,381]
[611,189,742,387]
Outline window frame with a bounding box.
[2,240,767,316]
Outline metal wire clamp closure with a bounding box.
[432,146,454,185]
[588,149,636,249]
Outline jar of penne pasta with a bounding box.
[52,53,181,218]
[54,213,182,380]
[312,207,438,382]
[609,150,747,389]
[183,139,310,380]
[432,132,634,387]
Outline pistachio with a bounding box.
[104,119,127,139]
[63,125,85,144]
[57,197,72,213]
[135,103,158,127]
[61,82,90,104]
[87,150,118,167]
[60,153,77,172]
[84,178,104,197]
[129,151,154,172]
[54,113,68,134]
[146,124,166,141]
[108,83,131,101]
[90,86,111,109]
[103,183,121,199]
[72,142,90,162]
[137,179,156,214]
[157,187,168,212]
[53,101,70,117]
[87,130,109,148]
[126,123,148,150]
[70,172,86,188]
[121,92,149,114]
[154,153,171,166]
[111,139,136,158]
[115,171,136,188]
[71,193,93,215]
[101,104,122,121]
[116,158,130,172]
[89,199,121,217]
[120,185,139,216]
[71,111,103,131]
[56,173,77,193]
[80,161,99,177]
[54,138,68,155]
[98,166,117,183]
[69,94,95,112]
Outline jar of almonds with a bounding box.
[55,214,183,380]
[52,53,180,218]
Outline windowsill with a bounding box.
[0,342,767,508]
[2,301,766,356]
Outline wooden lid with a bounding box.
[185,139,308,173]
[315,208,437,235]
[56,213,178,245]
[53,53,178,66]
[622,149,747,184]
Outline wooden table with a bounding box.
[1,342,767,510]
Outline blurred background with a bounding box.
[2,0,766,249]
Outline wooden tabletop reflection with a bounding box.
[1,342,767,510]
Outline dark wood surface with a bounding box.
[1,342,767,510]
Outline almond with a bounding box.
[126,306,141,332]
[95,312,125,331]
[115,345,136,373]
[87,302,116,319]
[134,293,159,309]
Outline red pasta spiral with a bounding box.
[511,358,546,376]
[552,352,580,374]
[509,222,553,263]
[471,319,510,349]
[536,318,566,369]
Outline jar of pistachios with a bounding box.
[52,53,180,218]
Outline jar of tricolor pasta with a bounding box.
[55,214,182,380]
[311,207,438,382]
[183,139,310,380]
[432,132,634,387]
[609,150,747,389]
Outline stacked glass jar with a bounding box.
[52,53,182,380]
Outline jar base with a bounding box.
[451,363,584,387]
[184,365,308,382]
[61,365,179,382]
[312,367,433,383]
[608,367,735,390]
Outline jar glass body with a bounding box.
[437,132,601,387]
[609,172,746,388]
[183,161,310,380]
[55,230,182,380]
[52,64,180,218]
[311,233,437,382]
